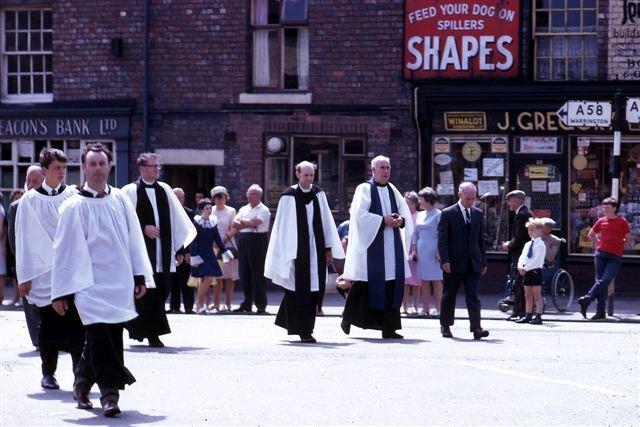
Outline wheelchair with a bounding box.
[497,243,574,313]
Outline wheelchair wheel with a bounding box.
[551,269,574,312]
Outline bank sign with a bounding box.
[404,0,520,79]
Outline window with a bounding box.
[0,140,117,210]
[251,0,309,91]
[1,9,53,102]
[263,135,366,211]
[534,0,597,81]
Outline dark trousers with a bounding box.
[24,298,40,348]
[587,250,622,312]
[237,233,268,311]
[170,264,194,312]
[38,303,84,377]
[440,269,482,331]
[75,323,136,403]
[510,262,525,316]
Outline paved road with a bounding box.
[1,295,639,426]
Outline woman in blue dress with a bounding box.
[191,198,227,314]
[408,187,443,318]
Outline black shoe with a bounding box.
[506,314,522,321]
[148,337,164,348]
[41,375,59,390]
[529,314,543,325]
[515,314,533,324]
[382,331,404,339]
[440,325,453,338]
[300,335,317,343]
[578,296,590,319]
[102,399,121,417]
[166,309,182,314]
[590,311,606,320]
[256,309,269,315]
[233,306,251,313]
[73,387,93,410]
[184,309,195,315]
[340,321,350,335]
[472,328,489,340]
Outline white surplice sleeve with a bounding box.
[15,194,53,284]
[51,197,94,300]
[317,191,345,260]
[389,183,414,257]
[159,182,197,250]
[264,195,297,288]
[119,191,156,288]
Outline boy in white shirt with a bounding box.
[516,219,547,325]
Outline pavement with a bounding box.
[1,287,639,426]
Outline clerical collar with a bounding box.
[42,180,62,195]
[141,178,156,188]
[372,180,388,187]
[299,185,312,193]
[82,182,110,198]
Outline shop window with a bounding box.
[569,137,640,257]
[533,1,597,81]
[431,135,510,252]
[263,135,366,212]
[251,0,309,91]
[1,9,53,103]
[0,139,117,211]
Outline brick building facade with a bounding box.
[1,0,638,292]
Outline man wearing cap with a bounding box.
[540,218,564,268]
[502,190,532,320]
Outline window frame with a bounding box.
[1,7,54,103]
[262,134,367,212]
[532,1,598,81]
[250,0,309,92]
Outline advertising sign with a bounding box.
[404,0,520,79]
[608,0,640,80]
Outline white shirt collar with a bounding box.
[83,182,110,197]
[516,204,526,214]
[42,180,62,195]
[457,200,469,213]
[141,178,156,186]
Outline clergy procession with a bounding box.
[11,148,509,419]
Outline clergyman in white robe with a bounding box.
[265,184,344,340]
[50,184,155,402]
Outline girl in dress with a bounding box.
[191,198,227,314]
[409,187,443,318]
[210,186,239,312]
[403,192,421,315]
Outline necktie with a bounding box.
[527,240,534,258]
[465,208,471,225]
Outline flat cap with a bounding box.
[505,190,526,200]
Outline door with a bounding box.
[162,165,215,209]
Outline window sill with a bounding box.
[1,94,54,104]
[239,92,312,104]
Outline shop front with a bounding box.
[0,100,135,209]
[415,83,640,291]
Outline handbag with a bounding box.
[189,255,204,267]
[187,276,200,288]
[325,264,339,293]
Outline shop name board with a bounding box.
[0,117,125,139]
[404,1,520,79]
[444,112,486,131]
[495,111,615,132]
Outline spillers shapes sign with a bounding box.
[609,0,640,80]
[404,0,520,79]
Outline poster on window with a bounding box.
[404,0,521,79]
[608,0,640,80]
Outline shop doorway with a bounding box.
[162,165,215,209]
[508,156,567,239]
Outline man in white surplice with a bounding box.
[51,143,154,417]
[121,152,196,348]
[341,155,413,339]
[265,161,344,343]
[15,148,83,391]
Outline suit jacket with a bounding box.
[508,205,532,261]
[7,199,19,255]
[437,203,487,274]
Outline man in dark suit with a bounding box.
[502,190,532,320]
[169,187,195,314]
[438,182,489,340]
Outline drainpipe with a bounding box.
[143,0,150,152]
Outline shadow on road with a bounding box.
[126,346,207,354]
[18,350,40,358]
[28,390,98,402]
[352,338,429,345]
[278,341,355,349]
[450,337,504,344]
[62,411,166,425]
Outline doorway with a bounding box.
[162,165,215,209]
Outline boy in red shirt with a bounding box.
[577,197,632,320]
